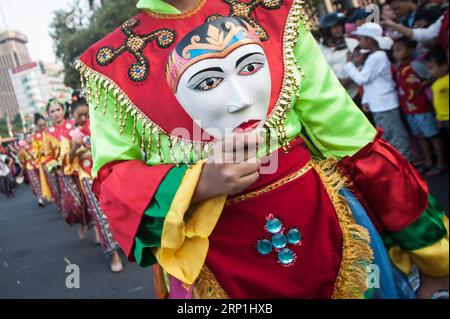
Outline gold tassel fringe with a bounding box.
[313,159,374,299]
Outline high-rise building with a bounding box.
[8,61,73,130]
[42,62,73,104]
[0,30,31,119]
[9,62,48,116]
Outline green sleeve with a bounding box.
[136,0,180,13]
[292,22,377,159]
[88,78,144,177]
[133,164,188,267]
[382,195,448,251]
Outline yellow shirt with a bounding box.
[431,74,449,121]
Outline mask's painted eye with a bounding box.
[238,62,264,76]
[194,77,224,91]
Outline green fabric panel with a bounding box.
[86,10,379,172]
[381,233,396,252]
[87,78,144,177]
[383,195,447,251]
[133,165,188,267]
[136,0,180,13]
[292,22,377,159]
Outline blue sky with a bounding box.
[0,0,75,63]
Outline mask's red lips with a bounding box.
[233,120,261,133]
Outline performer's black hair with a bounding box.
[71,98,88,114]
[34,113,45,125]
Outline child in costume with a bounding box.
[77,0,449,298]
[67,97,124,272]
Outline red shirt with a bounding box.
[393,59,433,115]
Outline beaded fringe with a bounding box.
[75,0,311,164]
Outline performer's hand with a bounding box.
[416,273,449,299]
[192,132,262,203]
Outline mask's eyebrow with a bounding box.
[189,67,223,82]
[235,52,264,68]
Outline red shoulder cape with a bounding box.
[79,0,294,141]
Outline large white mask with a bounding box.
[165,17,271,139]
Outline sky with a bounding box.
[0,0,76,63]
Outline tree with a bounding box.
[12,114,24,134]
[88,0,106,10]
[50,0,139,88]
[0,118,9,138]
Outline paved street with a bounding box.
[0,185,154,299]
[0,172,448,299]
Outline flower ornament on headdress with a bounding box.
[165,17,262,93]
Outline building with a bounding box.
[9,62,47,116]
[0,30,31,119]
[8,62,72,129]
[42,62,73,105]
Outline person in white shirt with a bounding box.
[344,23,413,162]
[319,13,360,100]
[0,154,14,198]
[382,10,446,43]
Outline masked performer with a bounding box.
[67,98,124,272]
[77,0,449,299]
[32,114,53,205]
[44,99,90,238]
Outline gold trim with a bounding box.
[313,160,373,299]
[144,0,208,20]
[75,60,213,164]
[193,159,373,299]
[226,159,314,205]
[193,266,229,299]
[263,0,306,150]
[75,0,313,163]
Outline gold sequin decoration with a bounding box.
[192,266,229,299]
[264,0,306,149]
[313,160,374,299]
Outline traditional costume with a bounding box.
[18,142,44,203]
[44,119,88,226]
[67,122,119,255]
[76,0,449,299]
[32,131,53,202]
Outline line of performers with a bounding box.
[17,95,123,273]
